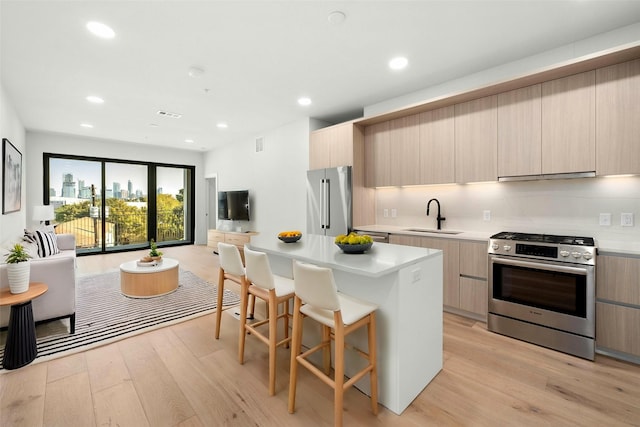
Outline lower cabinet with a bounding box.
[390,235,488,320]
[207,230,257,262]
[596,255,640,362]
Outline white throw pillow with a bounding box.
[24,229,60,258]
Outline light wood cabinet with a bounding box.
[390,234,460,308]
[454,96,498,183]
[497,84,542,177]
[309,122,354,169]
[310,122,375,228]
[595,255,640,360]
[389,114,420,186]
[541,71,596,174]
[595,58,640,176]
[207,230,257,262]
[459,241,488,319]
[419,106,455,184]
[364,121,391,187]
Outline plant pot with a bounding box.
[150,256,162,262]
[7,260,31,294]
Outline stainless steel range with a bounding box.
[488,232,596,360]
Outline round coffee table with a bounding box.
[0,282,48,370]
[119,258,179,298]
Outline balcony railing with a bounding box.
[55,210,184,249]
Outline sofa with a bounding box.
[1,233,76,333]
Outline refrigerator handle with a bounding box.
[320,179,326,229]
[324,179,330,230]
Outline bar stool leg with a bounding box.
[322,325,331,375]
[215,268,225,339]
[334,314,346,427]
[238,281,249,364]
[369,312,379,415]
[288,296,303,414]
[268,291,278,396]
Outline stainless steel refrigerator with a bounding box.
[306,166,352,236]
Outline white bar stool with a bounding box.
[239,247,295,395]
[288,261,379,427]
[216,242,252,339]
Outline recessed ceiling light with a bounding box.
[80,123,94,128]
[297,97,312,106]
[389,56,409,70]
[86,21,115,39]
[185,139,194,143]
[86,95,104,104]
[328,11,346,26]
[217,122,228,129]
[188,67,205,78]
[149,123,159,127]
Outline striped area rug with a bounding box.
[0,269,239,366]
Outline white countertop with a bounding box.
[354,225,640,257]
[248,234,440,278]
[354,224,493,243]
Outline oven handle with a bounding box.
[490,256,590,276]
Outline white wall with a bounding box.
[204,118,311,237]
[25,131,207,244]
[0,83,26,243]
[376,176,640,244]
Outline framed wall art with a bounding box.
[2,138,22,214]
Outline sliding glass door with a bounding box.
[44,154,195,254]
[105,162,149,251]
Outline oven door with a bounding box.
[489,256,595,338]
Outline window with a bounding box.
[44,153,195,254]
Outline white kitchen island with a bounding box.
[248,233,443,414]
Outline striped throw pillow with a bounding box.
[25,229,60,258]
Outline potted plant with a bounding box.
[4,243,32,294]
[149,239,163,261]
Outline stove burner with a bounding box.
[490,232,595,247]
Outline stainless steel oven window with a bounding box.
[493,263,588,317]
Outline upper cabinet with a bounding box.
[309,122,354,169]
[419,106,455,184]
[541,71,596,174]
[596,58,640,176]
[497,85,542,177]
[389,114,421,186]
[454,96,498,183]
[310,122,375,228]
[364,121,391,187]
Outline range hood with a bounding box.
[498,171,595,182]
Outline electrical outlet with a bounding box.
[391,208,397,218]
[383,208,389,218]
[483,210,491,221]
[599,213,611,226]
[412,268,421,283]
[621,213,634,227]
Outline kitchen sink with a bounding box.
[404,228,462,235]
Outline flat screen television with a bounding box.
[218,190,250,221]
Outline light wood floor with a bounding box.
[1,244,639,426]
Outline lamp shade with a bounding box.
[33,205,55,222]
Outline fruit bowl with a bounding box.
[336,242,373,254]
[278,231,302,243]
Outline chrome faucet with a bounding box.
[426,198,446,230]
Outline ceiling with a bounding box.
[2,1,640,152]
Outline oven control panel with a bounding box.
[489,240,596,265]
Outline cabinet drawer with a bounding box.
[596,302,640,357]
[459,241,488,278]
[597,255,640,306]
[225,234,251,246]
[459,277,488,318]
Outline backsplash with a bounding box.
[375,175,640,243]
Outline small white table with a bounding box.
[119,258,179,298]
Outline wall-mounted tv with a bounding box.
[218,190,250,221]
